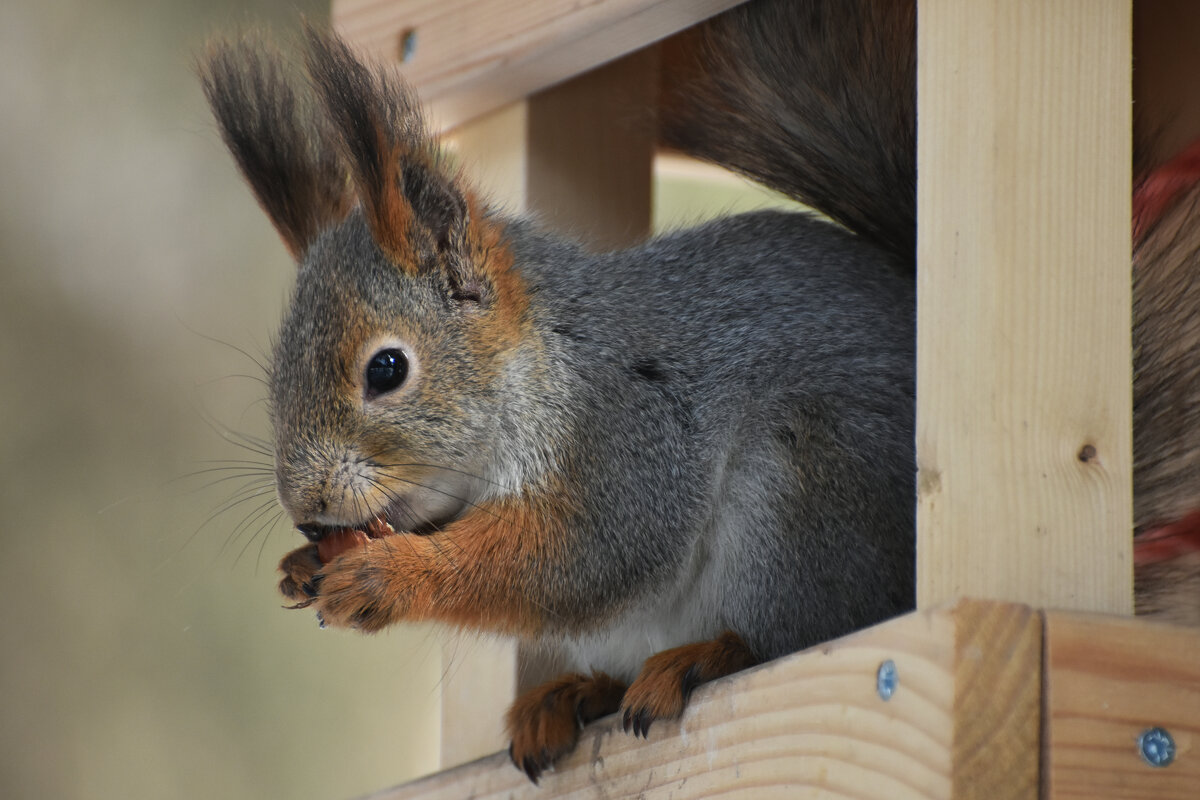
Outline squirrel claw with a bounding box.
[521,756,541,784]
[619,632,757,740]
[621,706,653,738]
[505,672,626,783]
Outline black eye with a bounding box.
[365,348,408,396]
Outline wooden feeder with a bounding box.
[329,0,1200,797]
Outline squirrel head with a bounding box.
[201,29,541,536]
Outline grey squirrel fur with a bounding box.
[201,0,917,779]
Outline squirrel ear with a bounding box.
[200,36,353,260]
[303,28,499,298]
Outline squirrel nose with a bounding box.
[296,523,324,542]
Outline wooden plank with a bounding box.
[437,634,519,769]
[434,50,655,767]
[332,0,741,131]
[915,0,1134,613]
[1043,611,1200,799]
[526,45,656,250]
[949,601,1041,798]
[447,48,655,251]
[363,600,1041,800]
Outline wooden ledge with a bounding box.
[358,599,1191,799]
[1043,610,1200,799]
[331,0,743,130]
[364,600,1199,799]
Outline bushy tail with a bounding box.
[660,0,915,269]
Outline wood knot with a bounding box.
[1077,443,1098,463]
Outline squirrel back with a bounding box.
[201,0,917,780]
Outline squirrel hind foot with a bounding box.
[619,631,758,738]
[505,671,626,783]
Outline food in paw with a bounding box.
[316,517,397,564]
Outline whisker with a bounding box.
[219,496,284,562]
[179,317,271,375]
[254,508,287,572]
[194,372,270,390]
[365,458,516,492]
[180,470,276,494]
[371,468,510,526]
[197,414,274,458]
[171,484,278,560]
[235,505,287,569]
[368,476,448,538]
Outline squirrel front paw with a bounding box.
[506,672,626,783]
[277,539,406,631]
[278,544,323,605]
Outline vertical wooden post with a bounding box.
[525,48,656,250]
[916,0,1134,613]
[437,48,657,768]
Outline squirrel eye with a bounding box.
[365,348,408,396]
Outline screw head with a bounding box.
[398,29,418,63]
[1138,727,1176,768]
[876,659,898,701]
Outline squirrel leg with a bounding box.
[277,491,570,634]
[505,671,626,783]
[620,631,758,738]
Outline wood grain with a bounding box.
[950,601,1041,799]
[362,600,1041,800]
[1043,611,1200,799]
[916,0,1134,614]
[332,0,742,130]
[526,46,656,250]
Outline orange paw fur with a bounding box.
[305,538,408,631]
[506,672,626,783]
[278,538,411,631]
[620,631,757,737]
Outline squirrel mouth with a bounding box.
[298,498,462,564]
[301,515,399,564]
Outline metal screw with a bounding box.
[876,659,898,701]
[1138,727,1176,767]
[398,29,418,63]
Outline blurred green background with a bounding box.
[0,2,791,798]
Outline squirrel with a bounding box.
[1132,140,1200,628]
[200,0,917,782]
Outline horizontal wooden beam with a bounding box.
[364,600,1042,800]
[1043,611,1200,799]
[331,0,742,130]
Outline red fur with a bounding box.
[505,672,626,783]
[619,631,757,737]
[1134,139,1200,241]
[278,486,572,634]
[1136,509,1200,566]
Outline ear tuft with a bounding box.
[200,35,353,259]
[302,27,473,272]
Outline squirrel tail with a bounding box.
[660,0,916,269]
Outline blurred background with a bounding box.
[0,2,790,798]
